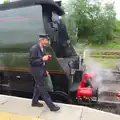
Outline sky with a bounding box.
[114,0,120,19]
[0,0,119,19]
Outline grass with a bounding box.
[95,58,117,69]
[88,40,120,49]
[84,57,118,69]
[84,55,118,69]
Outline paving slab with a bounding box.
[0,95,11,105]
[0,112,40,120]
[0,95,45,118]
[40,103,82,120]
[0,112,11,120]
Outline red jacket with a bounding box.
[77,72,95,97]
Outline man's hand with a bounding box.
[46,71,49,75]
[42,55,49,61]
[42,55,52,61]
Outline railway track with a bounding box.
[91,70,120,115]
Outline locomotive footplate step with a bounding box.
[0,95,120,120]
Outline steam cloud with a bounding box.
[84,51,114,94]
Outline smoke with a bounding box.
[85,57,114,94]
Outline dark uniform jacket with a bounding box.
[29,43,46,76]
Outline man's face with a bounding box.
[41,38,49,46]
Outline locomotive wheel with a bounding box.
[51,91,72,104]
[53,94,72,104]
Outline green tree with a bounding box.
[63,0,116,45]
[4,0,9,4]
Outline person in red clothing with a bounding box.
[79,72,94,88]
[117,91,120,100]
[77,72,95,98]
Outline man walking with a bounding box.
[29,34,60,112]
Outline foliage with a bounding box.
[4,0,9,4]
[114,20,120,32]
[63,0,116,45]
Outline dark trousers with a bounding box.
[31,69,54,109]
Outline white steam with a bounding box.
[84,50,114,94]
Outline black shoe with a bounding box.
[31,102,43,107]
[50,105,60,112]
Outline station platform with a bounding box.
[0,95,120,120]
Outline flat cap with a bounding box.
[38,34,49,39]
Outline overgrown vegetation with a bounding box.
[62,0,119,46]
